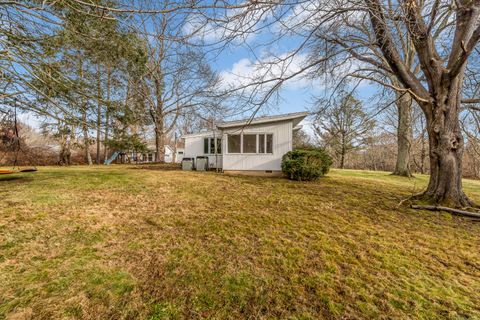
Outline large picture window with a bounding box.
[243,134,257,153]
[227,135,241,153]
[227,133,273,154]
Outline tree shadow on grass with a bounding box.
[129,164,181,171]
[0,175,34,183]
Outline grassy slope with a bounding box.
[0,166,479,319]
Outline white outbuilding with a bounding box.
[182,112,308,175]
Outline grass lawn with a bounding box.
[1,166,480,319]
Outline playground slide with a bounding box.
[104,151,120,165]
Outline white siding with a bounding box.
[221,121,293,171]
[183,120,295,171]
[184,135,223,168]
[175,149,184,163]
[164,146,173,163]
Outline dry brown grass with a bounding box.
[1,166,480,319]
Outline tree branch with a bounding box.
[411,205,480,219]
[364,0,430,103]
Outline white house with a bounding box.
[164,145,184,163]
[123,146,184,164]
[182,112,308,175]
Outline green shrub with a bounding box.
[281,148,332,181]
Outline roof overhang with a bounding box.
[181,130,221,139]
[293,125,303,132]
[216,112,309,129]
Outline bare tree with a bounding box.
[314,92,375,169]
[134,6,221,162]
[192,0,480,207]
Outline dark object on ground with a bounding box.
[131,163,181,171]
[411,205,480,219]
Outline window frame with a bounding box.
[203,137,223,155]
[242,134,257,153]
[264,133,273,154]
[226,133,274,155]
[227,134,241,154]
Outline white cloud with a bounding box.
[183,4,271,44]
[219,52,315,92]
[182,15,225,43]
[218,50,374,108]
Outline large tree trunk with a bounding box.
[419,123,427,174]
[422,79,472,208]
[340,152,345,169]
[340,133,346,169]
[153,71,165,163]
[58,125,71,166]
[172,135,177,164]
[82,113,93,165]
[103,66,111,163]
[78,52,92,166]
[96,66,102,165]
[393,93,413,177]
[155,119,165,163]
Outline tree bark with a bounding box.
[153,68,165,163]
[82,110,93,165]
[419,125,426,174]
[155,118,165,163]
[363,0,479,207]
[96,65,102,165]
[421,79,473,207]
[393,93,413,177]
[340,132,346,169]
[78,51,92,166]
[58,125,71,166]
[103,65,111,163]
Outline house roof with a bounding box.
[181,112,309,139]
[216,111,309,129]
[181,130,221,139]
[293,125,303,131]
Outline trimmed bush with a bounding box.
[281,148,332,181]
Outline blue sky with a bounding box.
[189,13,381,123]
[209,45,379,118]
[19,7,381,135]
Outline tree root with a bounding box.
[410,205,480,219]
[397,192,424,208]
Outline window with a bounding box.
[204,138,222,154]
[212,138,221,154]
[258,134,273,154]
[228,135,241,153]
[266,134,273,153]
[243,134,257,153]
[209,139,216,154]
[216,138,222,154]
[227,133,273,154]
[259,134,265,153]
[204,138,209,154]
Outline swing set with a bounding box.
[0,104,37,175]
